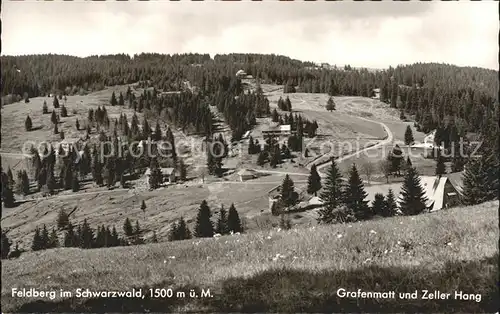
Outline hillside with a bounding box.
[1,201,498,313]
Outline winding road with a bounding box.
[314,116,394,177]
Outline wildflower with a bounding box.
[337,234,343,239]
[369,230,377,234]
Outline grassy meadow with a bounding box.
[1,200,498,312]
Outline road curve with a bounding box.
[314,117,393,177]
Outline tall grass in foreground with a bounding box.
[1,201,498,312]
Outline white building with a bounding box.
[262,124,293,137]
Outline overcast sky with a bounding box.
[2,1,498,70]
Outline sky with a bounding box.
[2,1,498,70]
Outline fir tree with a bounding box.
[206,143,217,175]
[383,189,398,217]
[51,110,58,125]
[178,159,187,181]
[133,220,144,245]
[344,164,370,220]
[7,167,15,189]
[48,228,59,248]
[227,203,243,233]
[248,136,256,154]
[57,209,70,230]
[111,226,119,246]
[53,95,59,108]
[25,115,33,131]
[110,91,117,106]
[307,164,322,196]
[269,145,281,168]
[399,167,428,215]
[54,123,59,135]
[61,105,68,117]
[148,157,162,189]
[215,205,229,235]
[31,227,44,251]
[280,174,296,209]
[76,119,80,130]
[404,125,414,145]
[45,165,57,194]
[271,109,279,122]
[461,154,498,205]
[43,101,48,114]
[63,222,77,247]
[194,200,214,238]
[118,92,125,106]
[104,157,116,188]
[326,97,336,111]
[371,193,386,217]
[177,217,192,240]
[91,150,103,186]
[318,159,344,223]
[79,219,95,249]
[123,218,134,238]
[31,148,42,183]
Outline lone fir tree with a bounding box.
[110,91,117,106]
[371,193,386,217]
[194,200,214,238]
[399,167,428,215]
[325,97,336,111]
[307,164,322,196]
[123,218,134,238]
[148,158,162,189]
[344,164,370,220]
[53,95,60,108]
[280,174,296,209]
[227,203,243,233]
[25,115,32,131]
[215,205,229,235]
[383,188,398,217]
[318,159,344,224]
[404,125,414,145]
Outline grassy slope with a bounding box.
[2,201,498,312]
[1,172,311,250]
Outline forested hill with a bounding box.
[1,53,498,137]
